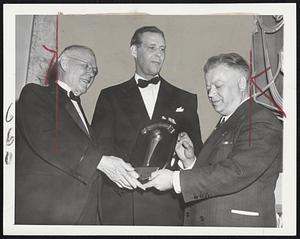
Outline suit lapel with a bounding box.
[152,78,173,121]
[196,99,250,166]
[64,100,90,136]
[51,84,91,139]
[121,78,150,129]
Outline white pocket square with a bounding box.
[176,107,184,112]
[231,209,259,216]
[222,141,233,145]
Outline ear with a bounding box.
[59,56,69,72]
[130,45,137,58]
[238,76,247,91]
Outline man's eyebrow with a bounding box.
[146,43,157,46]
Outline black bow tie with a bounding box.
[137,77,160,88]
[69,91,81,103]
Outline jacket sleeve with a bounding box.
[180,109,282,203]
[91,89,117,156]
[17,84,101,184]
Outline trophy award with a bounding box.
[130,119,178,183]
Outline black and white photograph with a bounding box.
[3,3,296,236]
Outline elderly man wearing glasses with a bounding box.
[15,45,143,225]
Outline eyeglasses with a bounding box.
[67,56,98,76]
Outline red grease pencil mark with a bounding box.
[249,50,253,146]
[248,50,286,145]
[42,45,57,86]
[42,15,59,156]
[54,15,59,156]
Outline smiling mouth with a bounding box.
[81,78,90,84]
[151,61,161,65]
[212,100,222,105]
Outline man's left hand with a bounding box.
[143,169,174,191]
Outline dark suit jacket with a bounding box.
[15,83,103,225]
[91,77,203,225]
[180,100,282,227]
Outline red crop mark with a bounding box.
[249,50,286,117]
[42,45,57,86]
[249,50,253,146]
[248,49,286,145]
[54,14,59,156]
[42,15,59,155]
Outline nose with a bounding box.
[87,70,94,77]
[155,49,164,58]
[208,86,217,98]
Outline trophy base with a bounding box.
[135,167,159,183]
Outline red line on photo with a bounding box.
[42,45,57,86]
[42,15,60,156]
[248,49,286,145]
[54,14,60,156]
[249,50,253,146]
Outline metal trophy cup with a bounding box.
[131,120,178,183]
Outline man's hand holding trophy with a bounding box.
[143,132,196,191]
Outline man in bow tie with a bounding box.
[144,53,282,227]
[15,45,143,225]
[91,26,203,225]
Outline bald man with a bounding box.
[15,45,142,225]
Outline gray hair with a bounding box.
[203,53,249,79]
[58,45,96,61]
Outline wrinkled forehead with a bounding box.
[65,48,97,66]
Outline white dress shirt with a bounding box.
[135,73,160,120]
[57,80,89,135]
[172,97,250,193]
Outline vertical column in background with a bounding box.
[25,15,56,87]
[16,15,33,99]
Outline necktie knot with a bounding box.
[137,76,160,88]
[69,91,81,103]
[220,117,225,124]
[216,116,226,129]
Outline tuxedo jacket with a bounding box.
[180,100,282,227]
[91,77,203,225]
[15,83,102,225]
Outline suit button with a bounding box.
[186,212,190,217]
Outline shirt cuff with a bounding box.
[177,156,197,170]
[172,170,181,194]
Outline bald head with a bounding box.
[58,45,98,96]
[59,45,96,65]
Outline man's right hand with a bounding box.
[175,132,195,168]
[97,155,145,190]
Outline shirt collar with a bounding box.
[223,97,250,122]
[57,80,72,97]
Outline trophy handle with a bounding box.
[141,122,176,167]
[141,122,175,135]
[143,129,162,166]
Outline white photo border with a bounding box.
[3,3,297,236]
